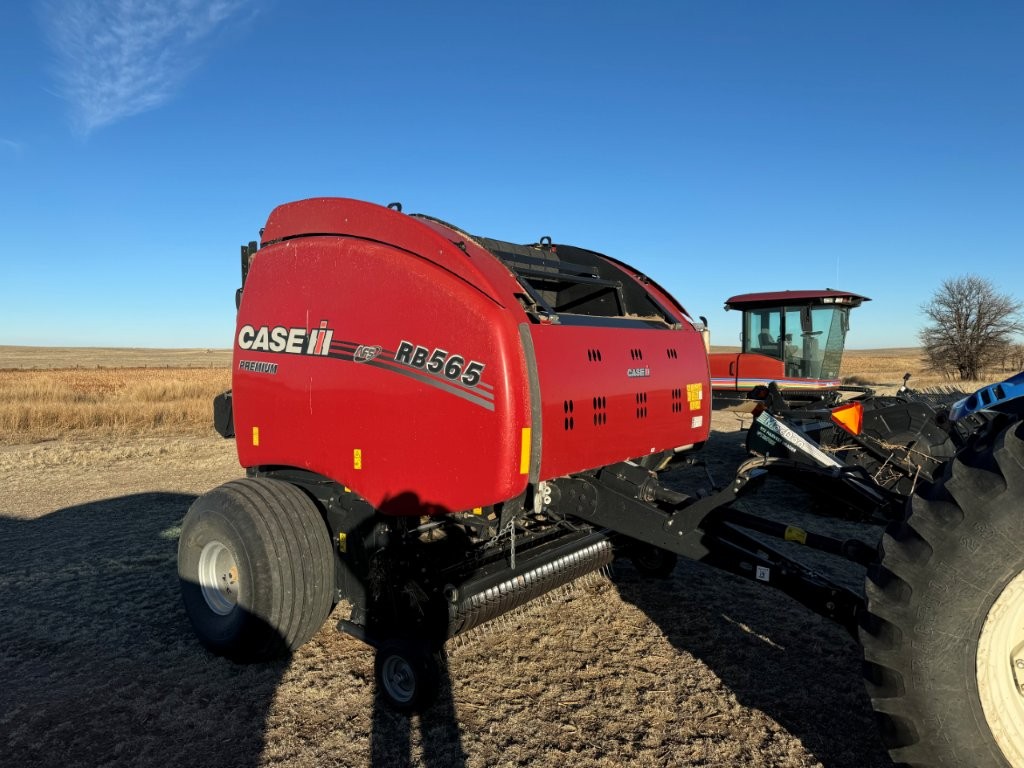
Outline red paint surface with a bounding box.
[234,198,711,514]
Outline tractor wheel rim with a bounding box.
[381,655,415,704]
[197,540,240,616]
[977,567,1024,767]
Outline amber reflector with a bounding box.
[830,402,863,435]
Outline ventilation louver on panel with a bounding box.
[563,400,575,431]
[671,388,683,413]
[635,392,648,419]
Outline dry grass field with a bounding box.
[3,345,1003,768]
[0,346,231,444]
[840,346,1009,391]
[0,345,232,369]
[0,368,231,444]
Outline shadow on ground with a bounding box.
[0,493,466,768]
[370,673,467,767]
[0,489,891,767]
[611,557,893,768]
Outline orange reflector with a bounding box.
[520,428,532,475]
[830,402,863,435]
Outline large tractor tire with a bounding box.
[861,417,1024,768]
[178,478,335,661]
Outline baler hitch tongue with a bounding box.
[549,457,868,637]
[745,408,903,522]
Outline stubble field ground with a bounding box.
[0,346,1004,767]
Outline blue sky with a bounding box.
[1,1,1022,349]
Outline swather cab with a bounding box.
[708,289,868,407]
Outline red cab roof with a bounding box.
[724,289,870,310]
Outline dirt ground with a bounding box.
[0,412,892,768]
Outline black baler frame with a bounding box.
[548,440,891,638]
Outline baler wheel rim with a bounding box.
[374,641,442,713]
[379,654,417,705]
[197,540,239,616]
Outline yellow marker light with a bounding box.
[830,402,864,436]
[353,448,363,469]
[338,532,348,553]
[252,426,260,446]
[473,507,483,515]
[520,428,532,475]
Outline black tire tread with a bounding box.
[179,477,334,659]
[860,418,1024,768]
[242,478,334,650]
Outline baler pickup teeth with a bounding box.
[445,531,614,638]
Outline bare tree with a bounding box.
[1013,342,1024,372]
[919,275,1024,381]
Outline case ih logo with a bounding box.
[627,367,651,378]
[237,320,334,356]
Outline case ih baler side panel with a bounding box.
[530,324,711,479]
[233,235,531,514]
[260,198,512,305]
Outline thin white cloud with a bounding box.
[0,138,24,155]
[42,0,251,135]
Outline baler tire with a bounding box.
[860,417,1024,768]
[178,478,335,661]
[374,640,442,714]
